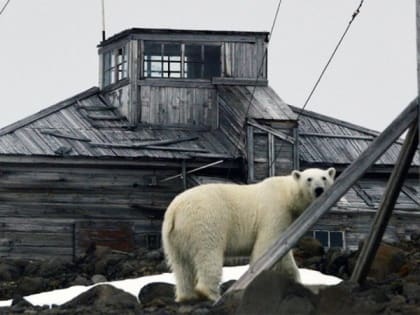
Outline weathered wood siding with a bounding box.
[224,40,266,78]
[139,86,218,128]
[0,163,183,260]
[247,125,296,182]
[313,212,420,251]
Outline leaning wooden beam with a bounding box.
[299,132,374,141]
[40,130,91,142]
[160,159,225,183]
[90,136,198,149]
[350,121,418,284]
[220,98,418,299]
[247,120,295,144]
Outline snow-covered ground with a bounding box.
[0,266,341,308]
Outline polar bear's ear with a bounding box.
[292,170,301,180]
[327,167,336,179]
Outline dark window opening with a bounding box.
[144,41,221,79]
[146,233,161,250]
[308,230,344,249]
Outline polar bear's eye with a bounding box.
[322,176,327,181]
[307,178,312,182]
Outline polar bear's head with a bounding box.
[292,168,336,200]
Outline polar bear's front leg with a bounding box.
[250,232,300,283]
[272,250,301,282]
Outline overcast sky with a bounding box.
[0,0,417,131]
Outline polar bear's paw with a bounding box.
[195,283,220,302]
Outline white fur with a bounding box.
[162,168,336,302]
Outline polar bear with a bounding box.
[162,168,336,302]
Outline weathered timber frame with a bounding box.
[218,98,418,302]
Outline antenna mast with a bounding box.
[101,0,106,41]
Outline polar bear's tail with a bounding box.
[161,207,176,268]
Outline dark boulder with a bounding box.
[138,282,175,306]
[236,270,317,315]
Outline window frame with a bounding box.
[103,44,128,87]
[308,230,345,249]
[142,41,221,80]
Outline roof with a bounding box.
[99,27,270,47]
[0,88,236,161]
[218,85,298,121]
[291,105,420,167]
[333,178,419,213]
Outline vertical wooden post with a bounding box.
[181,160,187,190]
[247,125,255,182]
[350,122,418,283]
[268,133,276,176]
[293,127,300,170]
[417,0,420,130]
[129,40,139,125]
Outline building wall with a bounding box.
[139,85,218,127]
[0,162,183,260]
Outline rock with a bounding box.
[236,270,317,315]
[17,277,46,296]
[297,236,325,258]
[138,282,175,305]
[368,243,406,281]
[0,262,21,281]
[39,257,68,278]
[71,275,90,286]
[403,282,420,304]
[145,249,164,261]
[63,284,141,312]
[210,289,243,315]
[91,274,107,283]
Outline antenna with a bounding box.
[101,0,106,41]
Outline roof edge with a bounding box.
[289,104,380,137]
[99,27,270,47]
[0,87,100,136]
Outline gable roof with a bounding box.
[0,88,235,161]
[291,105,420,167]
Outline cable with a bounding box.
[0,0,11,16]
[267,0,365,171]
[225,0,284,180]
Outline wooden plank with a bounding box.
[247,126,254,182]
[299,132,374,140]
[268,133,275,176]
[220,98,418,299]
[90,136,198,149]
[247,120,295,144]
[350,122,418,283]
[40,130,92,142]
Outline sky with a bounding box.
[0,0,417,132]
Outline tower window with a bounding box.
[143,41,221,79]
[103,45,128,87]
[307,230,345,249]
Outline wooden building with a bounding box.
[0,28,418,260]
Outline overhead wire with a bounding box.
[267,0,365,171]
[225,0,284,179]
[0,0,11,16]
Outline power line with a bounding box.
[225,0,284,179]
[268,0,365,171]
[0,0,11,16]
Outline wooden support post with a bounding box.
[218,98,418,301]
[268,133,276,176]
[350,121,418,284]
[181,160,187,190]
[247,125,255,182]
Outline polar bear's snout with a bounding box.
[314,187,324,197]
